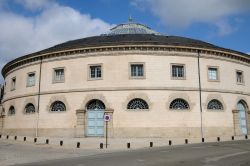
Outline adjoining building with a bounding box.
[0,21,249,138]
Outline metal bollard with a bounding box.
[24,137,26,141]
[60,140,63,146]
[6,135,9,139]
[202,138,205,142]
[169,140,172,146]
[46,139,49,144]
[77,142,80,148]
[245,135,248,140]
[217,137,220,142]
[34,138,37,143]
[100,143,103,149]
[14,136,17,140]
[185,139,188,144]
[150,142,153,147]
[232,136,234,140]
[127,143,131,149]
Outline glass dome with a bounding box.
[108,22,160,35]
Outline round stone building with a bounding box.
[0,22,249,138]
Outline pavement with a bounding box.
[16,140,250,166]
[0,134,250,165]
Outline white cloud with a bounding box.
[215,20,237,36]
[0,1,112,83]
[14,0,53,11]
[132,0,250,35]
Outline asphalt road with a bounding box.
[16,140,250,166]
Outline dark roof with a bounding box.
[2,34,249,76]
[18,34,250,56]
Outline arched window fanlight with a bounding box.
[8,106,15,115]
[237,100,248,110]
[86,100,105,110]
[25,103,36,113]
[169,98,189,110]
[51,101,66,112]
[127,98,149,109]
[207,99,223,110]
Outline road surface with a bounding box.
[16,140,250,166]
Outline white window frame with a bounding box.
[129,62,145,79]
[88,64,103,80]
[27,72,36,87]
[207,66,219,81]
[236,70,244,85]
[53,67,65,83]
[171,64,186,80]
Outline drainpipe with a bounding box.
[197,50,204,139]
[35,56,42,137]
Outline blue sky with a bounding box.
[0,0,250,82]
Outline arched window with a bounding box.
[127,98,149,109]
[51,101,66,112]
[8,106,15,115]
[237,100,248,110]
[25,103,36,113]
[87,100,105,110]
[169,98,189,110]
[207,99,223,110]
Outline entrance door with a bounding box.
[237,101,248,135]
[86,99,105,137]
[87,109,104,136]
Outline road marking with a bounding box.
[204,151,249,162]
[137,159,145,162]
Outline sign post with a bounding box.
[104,114,111,148]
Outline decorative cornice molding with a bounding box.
[2,44,250,78]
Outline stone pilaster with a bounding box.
[232,110,241,136]
[75,109,86,137]
[247,111,250,134]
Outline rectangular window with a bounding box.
[27,72,35,87]
[208,67,219,81]
[131,64,144,77]
[171,64,185,79]
[89,65,102,79]
[11,77,16,90]
[236,70,244,84]
[53,68,65,83]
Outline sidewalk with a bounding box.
[0,134,249,150]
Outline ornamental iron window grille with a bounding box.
[127,98,149,109]
[169,98,189,110]
[208,67,218,80]
[172,65,184,78]
[131,64,144,77]
[236,71,244,83]
[27,73,35,87]
[87,100,105,110]
[54,69,64,82]
[90,65,102,79]
[207,99,223,110]
[8,106,15,115]
[51,101,66,112]
[25,103,36,113]
[238,100,248,110]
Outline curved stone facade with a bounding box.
[0,23,250,138]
